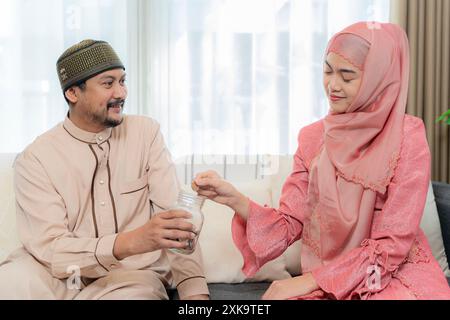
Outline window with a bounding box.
[0,0,130,152]
[0,0,390,158]
[146,0,390,160]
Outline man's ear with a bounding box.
[65,87,79,105]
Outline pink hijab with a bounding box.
[301,22,410,271]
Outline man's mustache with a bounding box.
[107,99,125,109]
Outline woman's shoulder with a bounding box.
[299,119,325,137]
[297,119,325,161]
[403,114,426,134]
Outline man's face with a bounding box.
[69,68,127,131]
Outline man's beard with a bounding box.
[90,99,125,128]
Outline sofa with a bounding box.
[0,153,449,300]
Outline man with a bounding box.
[0,40,209,300]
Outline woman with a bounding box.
[192,22,450,300]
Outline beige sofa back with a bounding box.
[1,153,448,283]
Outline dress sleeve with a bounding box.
[231,135,310,277]
[311,119,431,300]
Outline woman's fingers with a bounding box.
[191,180,200,192]
[193,171,221,187]
[194,176,221,189]
[196,189,219,198]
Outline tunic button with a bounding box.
[98,136,103,141]
[100,180,105,185]
[100,201,105,206]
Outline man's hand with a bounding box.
[113,210,196,260]
[182,294,210,300]
[261,273,319,300]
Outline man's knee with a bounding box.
[0,251,72,299]
[76,269,169,300]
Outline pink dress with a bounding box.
[232,115,450,300]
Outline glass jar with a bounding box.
[169,190,205,255]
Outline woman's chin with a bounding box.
[329,102,349,114]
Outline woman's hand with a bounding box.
[192,170,250,219]
[262,273,319,300]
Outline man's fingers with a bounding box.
[164,218,196,232]
[164,229,196,241]
[159,210,192,220]
[160,239,191,250]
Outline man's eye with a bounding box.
[104,82,113,86]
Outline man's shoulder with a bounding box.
[19,122,65,157]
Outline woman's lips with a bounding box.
[330,94,345,102]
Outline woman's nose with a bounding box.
[328,76,341,92]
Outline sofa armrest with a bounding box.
[432,181,450,268]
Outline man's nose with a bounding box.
[113,83,127,99]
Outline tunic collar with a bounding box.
[63,115,112,145]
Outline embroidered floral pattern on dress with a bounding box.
[302,225,321,259]
[335,151,401,194]
[232,116,450,299]
[404,238,430,265]
[361,239,400,275]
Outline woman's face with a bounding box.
[323,52,363,114]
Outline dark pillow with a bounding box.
[432,181,450,268]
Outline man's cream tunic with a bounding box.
[0,115,208,299]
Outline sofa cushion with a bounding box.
[168,282,271,300]
[432,181,450,273]
[420,182,450,277]
[194,181,294,283]
[0,154,21,263]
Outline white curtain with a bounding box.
[0,0,132,153]
[0,0,390,157]
[143,0,390,161]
